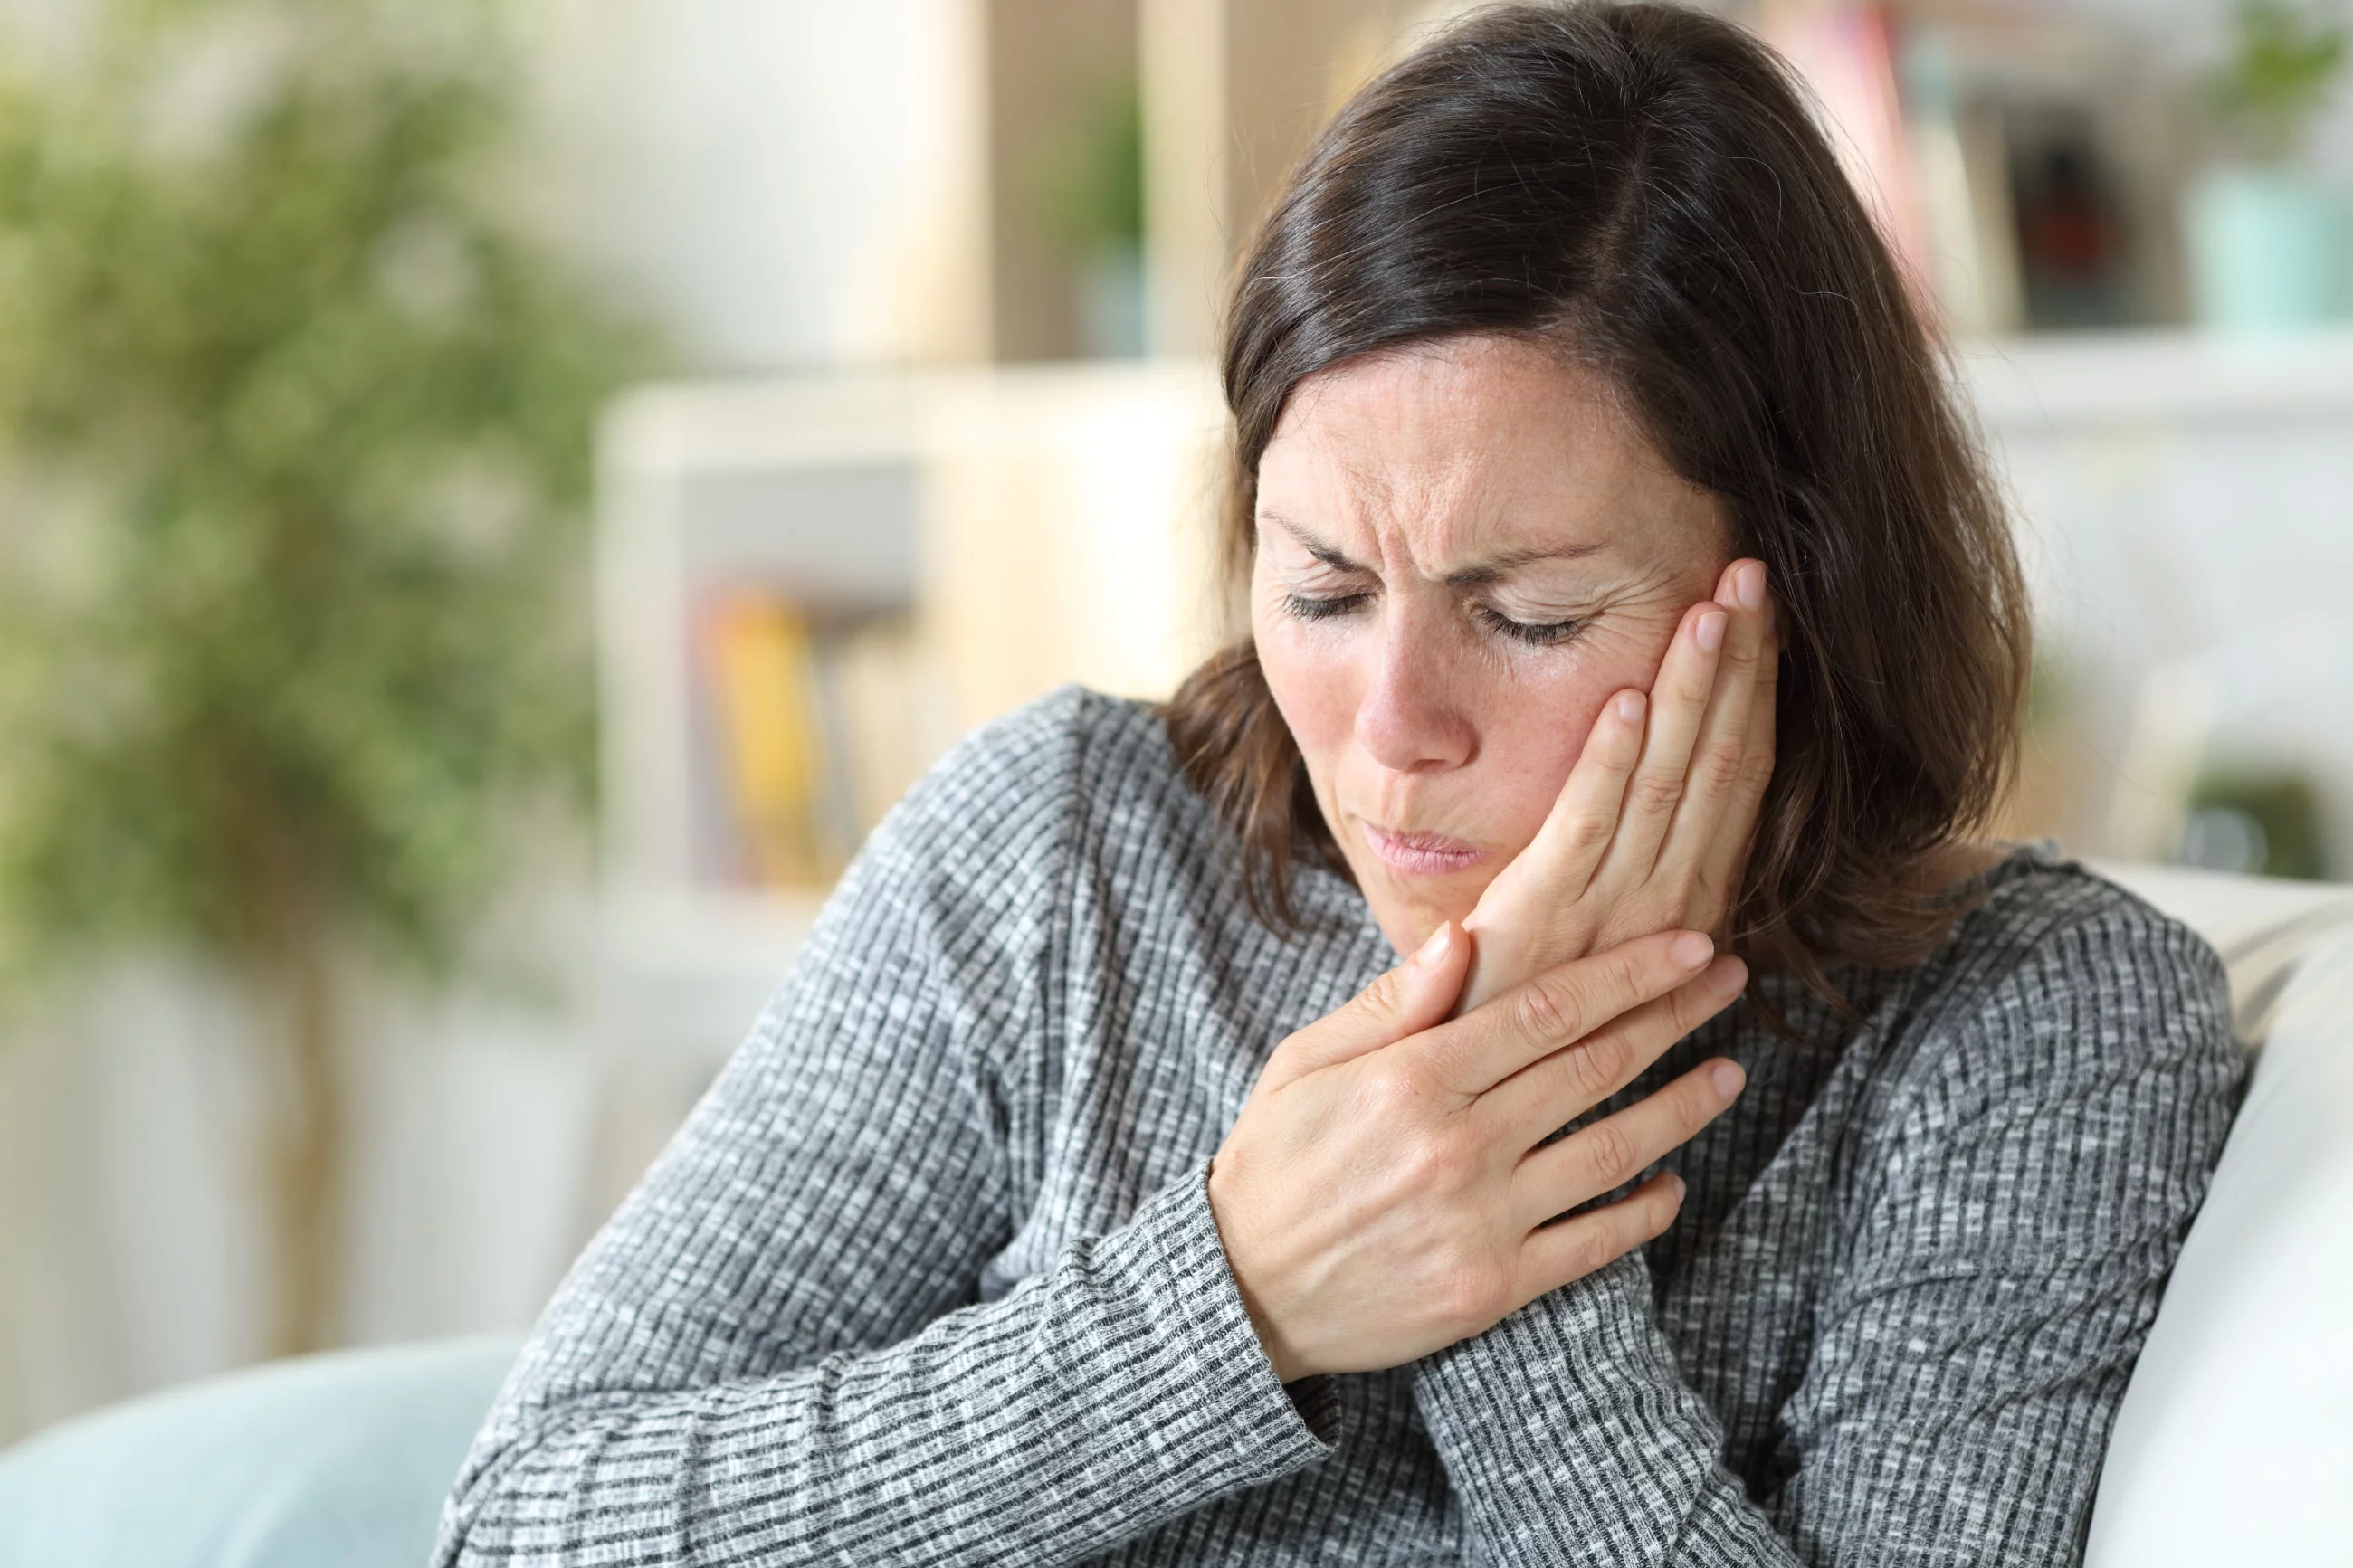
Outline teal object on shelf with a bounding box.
[2186,166,2353,331]
[0,1335,519,1568]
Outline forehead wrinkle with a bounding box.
[1266,445,1643,585]
[1362,405,1648,579]
[1263,336,1724,584]
[1442,540,1609,587]
[1258,509,1362,571]
[1272,439,1489,584]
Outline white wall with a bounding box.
[0,954,620,1447]
[515,0,990,371]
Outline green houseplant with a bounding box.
[0,0,646,1354]
[1031,78,1146,358]
[2187,0,2352,328]
[2208,0,2348,165]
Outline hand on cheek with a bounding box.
[1456,558,1778,1013]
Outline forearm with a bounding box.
[1414,1250,1799,1567]
[437,1161,1330,1568]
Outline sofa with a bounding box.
[2078,861,2353,1565]
[1,860,2346,1566]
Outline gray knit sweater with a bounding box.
[436,687,2242,1566]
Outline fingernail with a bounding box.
[1411,920,1453,971]
[1707,955,1748,996]
[1711,1060,1747,1098]
[1736,561,1765,610]
[1670,931,1714,969]
[1667,1173,1687,1202]
[1615,690,1645,724]
[1696,610,1727,652]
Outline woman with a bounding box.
[438,5,2239,1563]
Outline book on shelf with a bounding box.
[1761,1,2185,337]
[696,592,955,892]
[1762,2,1935,315]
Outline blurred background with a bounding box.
[0,0,2349,1447]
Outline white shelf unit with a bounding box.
[1957,325,2353,871]
[596,377,929,904]
[591,360,1228,1066]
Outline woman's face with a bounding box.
[1252,333,1731,957]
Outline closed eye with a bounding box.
[1476,605,1585,647]
[1282,591,1371,622]
[1281,588,1586,646]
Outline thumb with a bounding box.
[1265,920,1468,1086]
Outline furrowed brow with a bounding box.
[1443,542,1606,587]
[1260,512,1367,573]
[1261,512,1607,582]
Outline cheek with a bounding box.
[1465,661,1617,842]
[1253,605,1358,780]
[1450,617,1685,844]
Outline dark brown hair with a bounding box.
[1162,1,2030,1011]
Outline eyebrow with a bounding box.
[1261,512,1606,585]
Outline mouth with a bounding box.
[1355,819,1489,877]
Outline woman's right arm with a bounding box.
[433,702,1333,1567]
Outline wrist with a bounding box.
[1205,1155,1311,1383]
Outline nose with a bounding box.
[1353,601,1474,774]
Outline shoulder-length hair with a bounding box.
[1162,0,2030,1012]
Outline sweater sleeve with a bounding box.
[433,694,1332,1567]
[1414,1252,1799,1565]
[1412,895,2243,1566]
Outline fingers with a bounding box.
[1510,1054,1746,1231]
[1521,688,1649,897]
[1481,953,1748,1146]
[1453,688,1648,1014]
[1512,1170,1687,1306]
[1655,559,1776,908]
[1596,597,1725,882]
[1266,918,1470,1086]
[1695,592,1778,922]
[1419,928,1716,1097]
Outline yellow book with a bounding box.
[702,594,829,888]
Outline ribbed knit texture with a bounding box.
[436,687,2242,1566]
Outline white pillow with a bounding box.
[2083,926,2353,1563]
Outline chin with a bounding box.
[1347,850,1496,958]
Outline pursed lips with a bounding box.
[1354,818,1489,876]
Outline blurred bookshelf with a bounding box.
[1758,1,2199,337]
[597,378,929,912]
[591,361,1229,1068]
